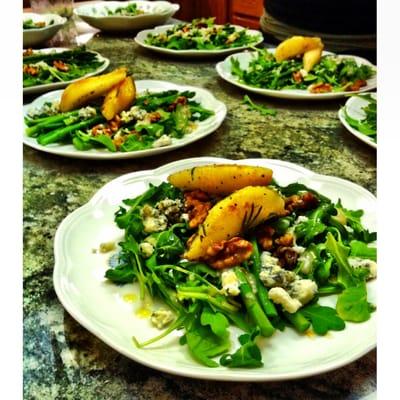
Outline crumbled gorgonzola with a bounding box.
[140,204,168,233]
[221,269,240,296]
[120,106,147,124]
[348,257,377,279]
[268,287,302,313]
[139,242,154,258]
[288,279,318,305]
[78,106,97,119]
[259,251,296,288]
[152,135,172,148]
[151,308,175,329]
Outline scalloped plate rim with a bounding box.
[53,157,376,381]
[23,81,227,159]
[338,93,377,149]
[215,49,377,100]
[134,24,264,57]
[23,48,110,95]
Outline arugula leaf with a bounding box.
[220,329,263,368]
[335,200,376,243]
[185,316,231,368]
[155,230,185,263]
[200,307,230,339]
[300,304,345,335]
[325,232,358,288]
[295,203,335,245]
[349,240,377,261]
[242,95,277,116]
[336,283,374,322]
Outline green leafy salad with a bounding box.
[23,47,106,88]
[25,90,214,152]
[145,17,260,51]
[23,18,54,29]
[343,94,377,143]
[103,168,377,369]
[106,3,144,16]
[230,48,375,93]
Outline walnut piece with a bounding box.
[347,79,367,92]
[205,237,253,269]
[53,60,69,72]
[184,190,212,229]
[285,192,319,213]
[309,82,332,93]
[256,225,275,251]
[23,64,39,76]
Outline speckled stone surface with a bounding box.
[23,27,376,400]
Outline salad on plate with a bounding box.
[145,17,261,51]
[23,46,108,89]
[102,163,377,369]
[105,2,145,16]
[24,68,219,155]
[23,18,54,29]
[340,93,377,146]
[216,36,376,98]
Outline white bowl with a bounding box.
[23,12,67,48]
[74,1,180,32]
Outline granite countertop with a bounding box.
[23,25,376,400]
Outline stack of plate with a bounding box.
[259,9,376,53]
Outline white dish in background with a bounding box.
[74,1,179,32]
[23,81,227,159]
[338,93,377,149]
[53,156,376,381]
[216,49,377,100]
[23,13,67,48]
[23,48,110,96]
[135,24,264,58]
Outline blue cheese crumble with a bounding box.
[221,269,240,296]
[151,308,174,329]
[259,251,318,313]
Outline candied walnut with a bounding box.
[91,124,105,136]
[275,246,299,270]
[309,82,332,93]
[285,192,319,213]
[148,111,161,123]
[205,237,253,269]
[347,79,367,92]
[293,71,303,83]
[23,48,33,57]
[23,64,39,76]
[53,60,69,72]
[275,232,294,247]
[256,225,275,251]
[184,190,213,229]
[167,96,188,112]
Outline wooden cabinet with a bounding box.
[173,0,265,29]
[230,0,264,29]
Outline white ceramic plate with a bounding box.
[338,93,377,149]
[74,1,179,32]
[23,13,67,48]
[135,24,264,58]
[23,48,110,96]
[53,157,376,381]
[23,81,227,159]
[216,49,377,100]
